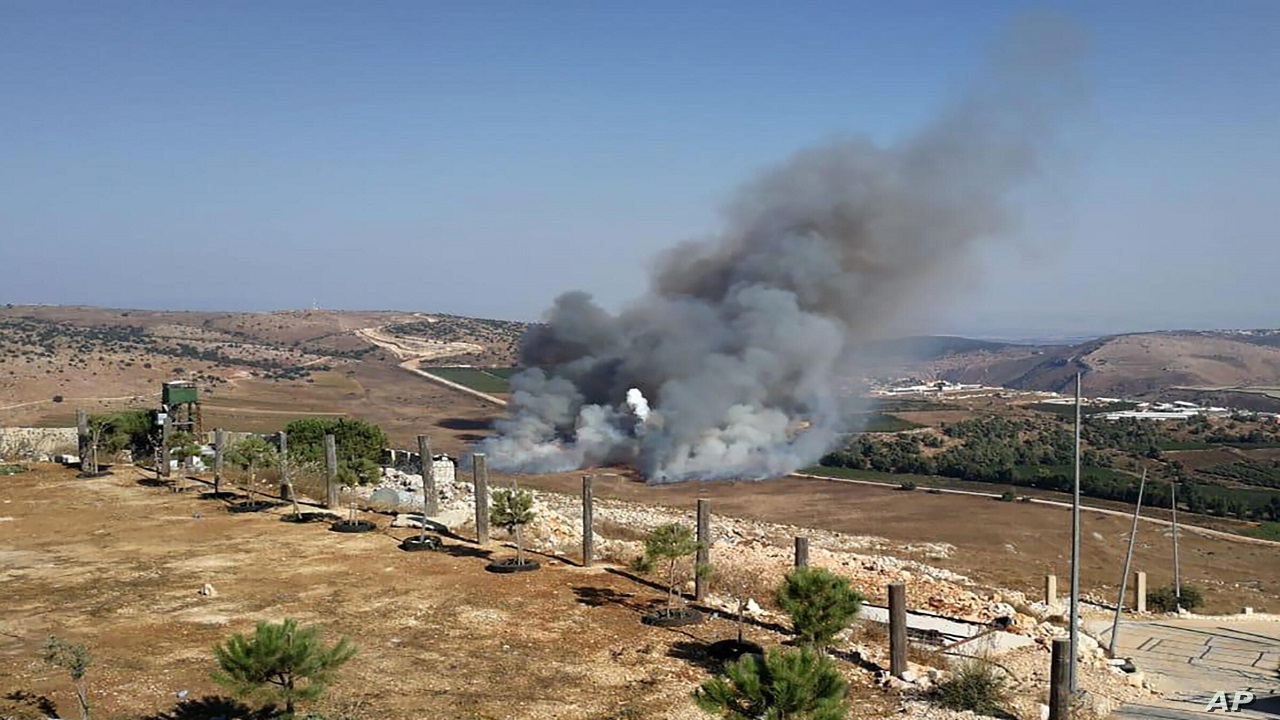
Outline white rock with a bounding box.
[199,583,217,597]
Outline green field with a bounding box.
[421,367,513,394]
[856,412,923,433]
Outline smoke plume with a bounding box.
[484,19,1085,481]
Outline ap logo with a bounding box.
[1206,691,1255,712]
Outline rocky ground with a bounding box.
[365,467,1159,719]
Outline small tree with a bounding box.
[636,523,703,613]
[225,437,278,503]
[775,567,864,652]
[42,636,92,720]
[212,618,356,715]
[1147,583,1204,612]
[169,431,203,472]
[694,646,849,720]
[490,485,536,564]
[337,457,381,523]
[708,562,763,646]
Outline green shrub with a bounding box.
[1146,583,1203,612]
[935,659,1007,716]
[898,481,917,491]
[283,418,386,467]
[694,646,849,720]
[212,618,356,715]
[775,567,864,651]
[998,490,1017,502]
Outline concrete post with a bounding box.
[1134,571,1147,614]
[213,428,225,495]
[794,536,809,567]
[418,434,438,516]
[323,434,339,509]
[473,453,489,544]
[1049,638,1071,720]
[582,475,594,567]
[277,431,290,499]
[76,408,92,475]
[695,499,711,601]
[1045,574,1058,606]
[889,582,908,678]
[159,414,172,478]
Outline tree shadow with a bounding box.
[136,477,174,488]
[436,418,491,431]
[143,696,276,720]
[3,690,57,717]
[667,639,726,673]
[571,585,661,613]
[436,543,493,560]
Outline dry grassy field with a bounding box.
[0,464,899,720]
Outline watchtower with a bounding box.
[161,380,201,436]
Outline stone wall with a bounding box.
[0,427,79,459]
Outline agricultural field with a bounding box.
[420,367,516,395]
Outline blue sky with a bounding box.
[2,1,1278,337]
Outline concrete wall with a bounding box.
[0,427,79,459]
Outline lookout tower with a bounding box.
[161,380,201,436]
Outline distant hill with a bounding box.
[863,335,1017,362]
[888,330,1280,403]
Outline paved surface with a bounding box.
[1098,620,1280,718]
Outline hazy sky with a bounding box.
[2,2,1277,338]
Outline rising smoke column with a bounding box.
[484,19,1085,481]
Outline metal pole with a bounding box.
[695,499,711,601]
[1068,371,1081,691]
[1110,469,1146,655]
[1049,638,1071,720]
[1172,482,1181,611]
[473,453,489,544]
[889,582,908,678]
[582,475,594,567]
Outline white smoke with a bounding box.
[482,18,1085,481]
[626,388,651,422]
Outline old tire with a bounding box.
[399,536,442,552]
[641,609,704,628]
[329,519,377,533]
[485,558,540,573]
[707,639,764,661]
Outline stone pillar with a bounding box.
[1134,571,1147,614]
[159,414,172,478]
[277,431,290,499]
[1045,574,1058,606]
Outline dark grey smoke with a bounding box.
[484,18,1086,481]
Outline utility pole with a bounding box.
[1172,482,1182,611]
[1110,469,1146,655]
[1069,371,1082,692]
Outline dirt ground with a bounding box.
[510,469,1280,615]
[0,464,897,720]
